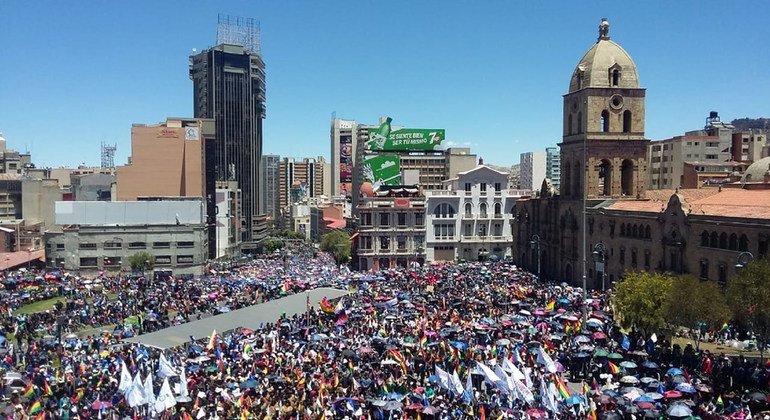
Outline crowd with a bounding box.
[0,243,768,419]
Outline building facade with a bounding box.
[261,154,280,222]
[355,188,426,271]
[519,151,546,191]
[330,118,356,198]
[190,43,266,250]
[545,147,561,192]
[732,131,768,163]
[45,200,207,274]
[425,166,523,262]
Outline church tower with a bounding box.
[559,19,649,200]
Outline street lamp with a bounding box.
[413,246,424,268]
[592,242,607,291]
[530,234,541,279]
[735,251,754,271]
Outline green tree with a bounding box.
[727,258,770,360]
[664,274,731,348]
[320,230,351,264]
[128,251,155,272]
[264,238,285,253]
[612,271,674,336]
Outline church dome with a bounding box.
[741,156,770,183]
[568,19,640,93]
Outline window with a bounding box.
[104,241,122,250]
[480,203,488,218]
[177,241,194,248]
[177,255,194,264]
[397,213,407,227]
[464,202,473,217]
[379,236,390,250]
[128,242,146,249]
[360,213,372,226]
[699,260,709,280]
[739,234,749,252]
[79,257,98,267]
[705,154,718,160]
[619,247,625,265]
[601,110,610,132]
[645,225,651,239]
[644,251,651,269]
[493,223,502,236]
[631,249,638,267]
[79,243,97,250]
[718,263,727,286]
[494,202,502,217]
[709,231,718,248]
[611,68,620,86]
[103,257,121,267]
[577,112,583,133]
[56,244,65,250]
[478,224,487,237]
[494,182,501,192]
[153,241,170,249]
[433,203,456,218]
[433,224,455,239]
[719,233,728,249]
[729,234,738,251]
[397,236,407,250]
[701,231,709,247]
[359,236,372,249]
[155,256,172,265]
[464,183,471,192]
[415,213,424,226]
[464,223,472,236]
[414,235,424,247]
[623,110,632,133]
[379,213,390,226]
[480,183,487,194]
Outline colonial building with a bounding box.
[426,165,525,262]
[514,19,770,289]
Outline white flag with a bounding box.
[536,348,558,374]
[127,374,145,408]
[157,353,178,379]
[512,377,534,403]
[450,369,465,396]
[154,378,177,413]
[143,373,156,406]
[176,364,191,402]
[502,357,526,382]
[434,365,451,391]
[650,333,658,343]
[476,362,501,385]
[118,361,133,395]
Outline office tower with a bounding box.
[261,154,280,222]
[519,151,546,191]
[330,118,356,197]
[189,15,266,249]
[545,147,561,192]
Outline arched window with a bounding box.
[577,112,582,133]
[719,232,728,249]
[620,223,626,237]
[611,69,620,86]
[621,159,634,196]
[494,202,502,216]
[632,224,639,238]
[601,110,610,132]
[573,161,581,197]
[599,159,612,196]
[464,202,472,217]
[729,234,738,251]
[701,231,709,247]
[645,225,651,239]
[739,234,749,252]
[709,231,718,248]
[479,203,488,218]
[433,203,456,218]
[623,110,632,133]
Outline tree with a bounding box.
[727,258,770,361]
[612,271,674,336]
[128,251,155,272]
[664,274,731,348]
[263,238,284,253]
[320,230,351,264]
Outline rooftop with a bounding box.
[605,189,770,219]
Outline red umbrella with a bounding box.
[636,401,656,410]
[592,332,607,340]
[525,408,547,419]
[663,390,682,399]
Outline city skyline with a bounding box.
[1,1,768,168]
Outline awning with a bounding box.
[0,250,45,271]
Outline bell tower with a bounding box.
[559,18,649,200]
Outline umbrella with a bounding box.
[524,408,547,419]
[564,396,584,406]
[748,391,767,402]
[607,353,623,360]
[695,383,712,393]
[619,361,637,369]
[633,395,654,403]
[643,409,662,418]
[666,403,692,417]
[666,367,684,376]
[624,405,641,414]
[644,392,663,400]
[592,332,607,340]
[240,379,259,389]
[422,406,438,415]
[675,383,696,394]
[641,361,659,369]
[594,349,609,357]
[639,377,656,384]
[620,376,640,384]
[601,413,623,420]
[91,401,112,410]
[383,400,403,411]
[663,390,683,399]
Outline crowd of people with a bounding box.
[0,243,768,419]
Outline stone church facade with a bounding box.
[513,19,770,288]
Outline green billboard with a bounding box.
[362,154,401,186]
[366,117,445,151]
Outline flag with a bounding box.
[206,329,217,351]
[23,382,35,399]
[320,297,335,314]
[479,404,486,420]
[582,381,590,396]
[28,400,43,415]
[306,294,311,311]
[388,349,407,372]
[43,380,52,397]
[420,335,428,349]
[607,361,620,374]
[545,298,555,311]
[721,322,729,332]
[592,378,601,395]
[554,375,571,399]
[717,395,724,406]
[588,406,598,420]
[621,335,631,351]
[333,372,339,388]
[536,348,558,374]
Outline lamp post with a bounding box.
[735,251,754,271]
[581,119,589,326]
[414,246,424,268]
[592,242,607,291]
[530,234,541,279]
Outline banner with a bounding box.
[366,117,444,151]
[362,155,401,186]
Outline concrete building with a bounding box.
[0,175,22,220]
[71,173,114,201]
[215,181,241,258]
[278,157,326,213]
[514,19,770,290]
[519,151,546,191]
[261,154,280,222]
[45,200,207,274]
[545,147,561,192]
[732,131,768,163]
[190,42,267,250]
[425,165,525,262]
[354,187,426,271]
[0,132,32,175]
[330,119,357,198]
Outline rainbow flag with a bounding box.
[23,383,35,399]
[420,335,428,348]
[582,381,590,396]
[545,298,556,311]
[554,376,571,399]
[206,329,218,350]
[320,297,335,314]
[588,406,598,420]
[608,361,620,374]
[28,400,43,416]
[44,380,53,397]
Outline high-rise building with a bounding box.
[277,157,326,221]
[519,151,546,191]
[330,118,356,197]
[545,147,561,192]
[261,154,280,222]
[189,19,266,249]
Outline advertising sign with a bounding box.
[366,117,445,151]
[362,154,401,187]
[338,133,353,197]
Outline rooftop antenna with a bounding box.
[216,14,260,54]
[101,141,117,168]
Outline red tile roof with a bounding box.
[0,250,45,271]
[606,188,770,220]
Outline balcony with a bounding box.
[494,213,504,219]
[460,235,513,242]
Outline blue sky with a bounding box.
[1,1,768,168]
